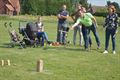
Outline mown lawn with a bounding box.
[0,16,120,80]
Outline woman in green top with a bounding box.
[71,10,100,50]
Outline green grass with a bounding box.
[0,16,120,80]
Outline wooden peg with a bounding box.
[37,59,43,72]
[7,60,11,66]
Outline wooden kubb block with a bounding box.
[1,60,11,66]
[6,60,11,66]
[1,60,4,66]
[37,59,43,72]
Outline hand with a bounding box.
[60,15,64,19]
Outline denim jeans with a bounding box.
[60,27,68,44]
[37,32,44,46]
[82,23,100,49]
[73,25,83,46]
[37,32,49,46]
[57,23,68,44]
[90,24,100,47]
[105,29,116,51]
[82,26,92,49]
[57,24,60,42]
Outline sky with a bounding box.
[88,0,120,6]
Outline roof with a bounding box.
[5,4,14,11]
[8,0,20,12]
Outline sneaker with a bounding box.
[103,50,108,54]
[113,51,116,54]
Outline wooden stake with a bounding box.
[7,60,11,66]
[1,60,4,66]
[37,59,43,72]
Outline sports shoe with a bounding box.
[113,51,116,54]
[103,50,108,54]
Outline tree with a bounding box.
[79,0,89,9]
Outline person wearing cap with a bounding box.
[103,5,119,54]
[71,9,100,50]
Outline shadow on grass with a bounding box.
[0,43,13,48]
[0,43,102,53]
[0,43,24,49]
[43,46,88,52]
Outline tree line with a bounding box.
[20,0,120,16]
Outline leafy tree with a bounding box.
[79,0,89,8]
[20,0,88,15]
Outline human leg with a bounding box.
[73,27,78,45]
[111,29,116,53]
[91,24,100,47]
[78,25,83,46]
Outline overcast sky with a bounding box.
[88,0,120,6]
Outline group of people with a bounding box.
[56,4,119,54]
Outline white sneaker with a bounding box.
[113,51,116,54]
[103,50,108,54]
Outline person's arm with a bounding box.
[91,17,98,28]
[71,10,80,21]
[86,13,98,27]
[71,13,76,22]
[103,15,108,28]
[114,13,119,30]
[61,14,69,19]
[42,24,44,32]
[57,14,62,19]
[71,19,80,30]
[71,12,77,21]
[71,12,77,16]
[71,15,75,21]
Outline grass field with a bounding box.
[0,16,120,80]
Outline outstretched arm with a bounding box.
[71,12,77,21]
[92,17,98,27]
[71,21,80,30]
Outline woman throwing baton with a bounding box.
[71,8,100,50]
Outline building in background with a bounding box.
[0,0,20,15]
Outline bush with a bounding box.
[0,15,10,20]
[94,12,120,17]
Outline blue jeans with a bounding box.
[82,26,92,49]
[82,23,100,49]
[57,24,60,42]
[37,32,49,46]
[57,23,68,44]
[105,29,116,51]
[60,27,68,44]
[73,25,83,45]
[90,24,100,47]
